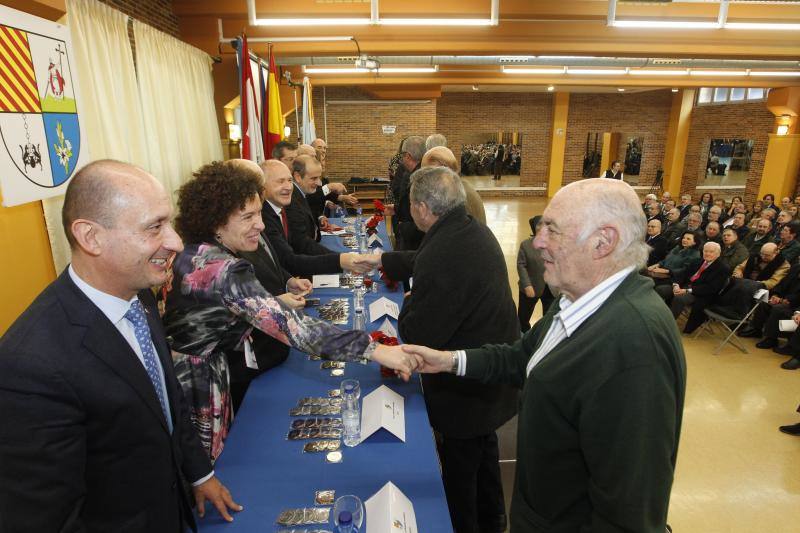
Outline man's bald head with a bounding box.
[311,138,327,149]
[226,158,264,183]
[62,160,162,248]
[421,146,458,172]
[297,144,316,157]
[260,159,292,181]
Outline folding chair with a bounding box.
[693,287,769,354]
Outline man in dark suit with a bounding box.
[286,155,333,256]
[0,160,240,532]
[258,160,369,278]
[678,193,693,220]
[656,241,731,333]
[404,178,685,532]
[391,135,426,251]
[364,166,519,533]
[646,219,668,266]
[601,159,623,179]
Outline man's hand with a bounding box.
[401,345,453,374]
[352,253,382,270]
[371,344,419,381]
[523,286,535,299]
[340,253,371,274]
[794,313,800,326]
[287,277,312,296]
[769,295,782,305]
[339,194,359,207]
[278,293,306,310]
[193,476,242,522]
[732,270,743,279]
[319,216,331,231]
[328,182,347,194]
[384,204,396,216]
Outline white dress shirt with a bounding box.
[68,265,213,485]
[456,266,635,377]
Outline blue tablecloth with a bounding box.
[198,220,452,532]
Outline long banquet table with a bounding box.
[198,219,452,532]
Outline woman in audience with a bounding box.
[788,204,799,221]
[725,196,743,220]
[697,192,713,217]
[646,230,704,285]
[162,161,412,461]
[748,200,764,228]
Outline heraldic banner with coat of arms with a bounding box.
[0,4,89,207]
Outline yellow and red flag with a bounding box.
[0,25,41,113]
[262,45,284,157]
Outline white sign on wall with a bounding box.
[0,5,89,206]
[382,125,396,134]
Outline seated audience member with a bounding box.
[773,210,793,240]
[655,242,730,334]
[704,221,722,245]
[421,145,486,224]
[661,191,672,205]
[697,192,713,217]
[761,208,777,225]
[728,212,750,240]
[662,208,683,248]
[732,242,790,291]
[776,220,800,264]
[646,219,668,266]
[789,204,799,221]
[662,199,676,217]
[739,262,800,344]
[749,200,764,225]
[702,206,723,230]
[724,196,743,220]
[162,162,414,460]
[258,160,369,278]
[642,193,659,212]
[742,218,773,255]
[678,194,693,219]
[763,193,778,213]
[0,160,240,531]
[646,230,703,284]
[782,196,792,211]
[685,211,703,232]
[517,215,556,331]
[646,203,663,224]
[719,227,749,272]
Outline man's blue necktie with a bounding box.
[124,300,173,433]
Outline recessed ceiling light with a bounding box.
[617,88,626,92]
[547,85,555,92]
[671,88,679,92]
[472,85,479,91]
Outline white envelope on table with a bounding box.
[365,482,417,533]
[312,274,340,288]
[321,229,346,236]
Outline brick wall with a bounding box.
[286,86,436,180]
[98,0,180,37]
[436,92,553,188]
[563,91,673,188]
[680,101,774,205]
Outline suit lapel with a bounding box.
[56,273,171,433]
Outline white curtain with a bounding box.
[134,20,223,202]
[41,0,222,273]
[44,0,148,272]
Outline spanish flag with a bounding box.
[262,45,284,158]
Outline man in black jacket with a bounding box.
[258,160,368,278]
[646,219,668,266]
[656,241,731,333]
[740,263,800,346]
[286,155,333,256]
[391,135,426,251]
[0,161,240,532]
[364,166,519,533]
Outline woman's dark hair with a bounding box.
[175,161,263,244]
[699,192,713,205]
[682,230,704,250]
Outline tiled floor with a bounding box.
[482,196,800,532]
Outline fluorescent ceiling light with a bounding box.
[690,70,748,76]
[725,22,800,31]
[502,66,566,75]
[378,18,493,26]
[567,68,628,75]
[629,69,689,76]
[750,71,800,77]
[303,67,371,74]
[613,20,720,29]
[377,67,439,73]
[254,18,371,26]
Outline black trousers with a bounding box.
[436,431,507,533]
[517,286,555,332]
[655,285,712,333]
[759,303,794,340]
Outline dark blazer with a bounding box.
[464,273,686,532]
[305,178,339,220]
[771,263,800,306]
[286,185,332,255]
[646,234,668,266]
[0,271,212,532]
[261,201,342,277]
[391,163,425,250]
[238,238,293,371]
[682,258,731,297]
[381,205,519,438]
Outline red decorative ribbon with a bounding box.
[378,267,399,291]
[373,199,386,214]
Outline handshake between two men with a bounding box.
[368,344,454,382]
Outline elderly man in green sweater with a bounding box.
[404,178,686,532]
